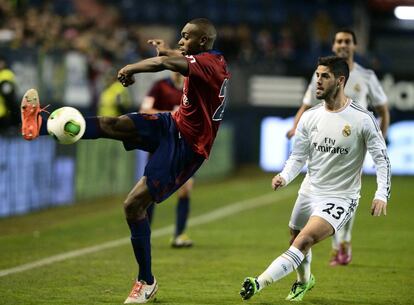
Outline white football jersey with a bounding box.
[303,63,387,109]
[280,99,391,201]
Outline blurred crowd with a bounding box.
[0,0,352,68]
[0,0,362,132]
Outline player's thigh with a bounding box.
[177,178,194,197]
[312,197,359,234]
[145,126,204,203]
[293,215,335,251]
[124,176,154,219]
[289,193,316,231]
[123,113,167,152]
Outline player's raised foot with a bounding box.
[329,249,340,266]
[20,88,44,140]
[240,277,259,300]
[285,274,315,302]
[171,233,193,248]
[124,278,158,304]
[338,242,352,265]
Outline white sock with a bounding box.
[341,214,356,243]
[332,232,339,250]
[296,249,312,283]
[257,246,304,290]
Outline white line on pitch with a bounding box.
[0,189,296,277]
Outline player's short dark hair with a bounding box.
[334,28,357,45]
[188,18,217,44]
[318,56,350,85]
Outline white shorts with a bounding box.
[289,193,359,233]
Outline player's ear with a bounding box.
[199,35,207,46]
[338,76,345,87]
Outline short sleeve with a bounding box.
[185,54,215,82]
[302,73,318,106]
[368,71,387,107]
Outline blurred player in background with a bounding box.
[97,69,132,117]
[240,56,391,302]
[20,18,230,304]
[286,29,390,266]
[0,55,19,131]
[141,71,194,248]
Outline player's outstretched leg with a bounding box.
[285,274,315,301]
[20,88,44,140]
[240,277,260,300]
[124,278,158,304]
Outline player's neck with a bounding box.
[347,57,354,70]
[325,93,348,112]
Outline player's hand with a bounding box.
[271,174,286,191]
[371,199,387,216]
[148,39,169,56]
[286,128,295,139]
[117,65,135,87]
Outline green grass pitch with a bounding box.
[0,169,413,305]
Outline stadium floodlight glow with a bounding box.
[394,6,414,20]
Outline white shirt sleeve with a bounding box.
[279,116,310,185]
[302,73,317,106]
[362,115,391,202]
[367,71,387,107]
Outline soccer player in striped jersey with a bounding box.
[240,56,390,302]
[286,29,390,266]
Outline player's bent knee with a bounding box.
[292,234,316,252]
[289,228,300,245]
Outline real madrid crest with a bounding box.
[342,124,351,137]
[354,83,361,92]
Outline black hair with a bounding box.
[318,56,350,85]
[334,28,357,45]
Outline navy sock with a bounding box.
[146,203,155,225]
[127,218,154,284]
[175,197,190,237]
[39,113,49,135]
[82,117,102,139]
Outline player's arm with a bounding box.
[286,103,312,139]
[374,104,390,137]
[118,56,189,87]
[147,39,183,57]
[274,117,310,191]
[287,76,315,139]
[363,116,391,216]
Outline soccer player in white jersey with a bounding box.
[286,29,390,266]
[240,56,391,302]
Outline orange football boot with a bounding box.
[20,88,47,140]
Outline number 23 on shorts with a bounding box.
[321,203,346,220]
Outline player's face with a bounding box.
[315,65,337,100]
[178,23,204,55]
[332,32,356,60]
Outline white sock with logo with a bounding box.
[257,246,304,290]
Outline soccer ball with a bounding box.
[47,107,86,144]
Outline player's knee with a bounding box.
[123,195,147,220]
[289,229,300,245]
[292,234,316,252]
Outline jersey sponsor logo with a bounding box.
[313,137,350,154]
[342,124,351,137]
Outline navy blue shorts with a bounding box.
[123,113,204,203]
